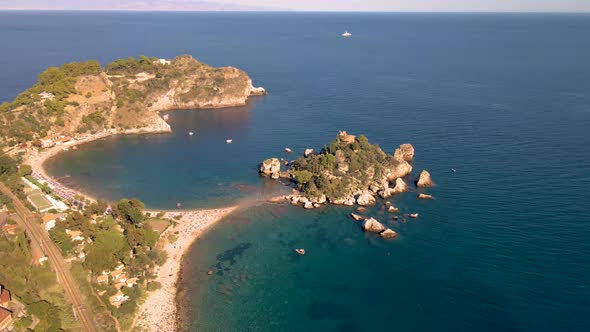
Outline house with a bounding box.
[96,275,109,284]
[108,290,128,308]
[117,274,128,283]
[42,214,58,230]
[0,286,10,306]
[0,307,12,331]
[39,92,55,100]
[110,267,125,282]
[65,229,84,242]
[39,137,55,148]
[157,58,171,65]
[114,282,126,290]
[2,224,17,235]
[55,136,73,145]
[126,278,139,288]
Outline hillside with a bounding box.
[0,55,265,147]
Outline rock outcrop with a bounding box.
[362,218,386,234]
[388,206,399,213]
[356,193,376,206]
[391,178,410,194]
[416,170,434,187]
[380,228,398,239]
[259,158,281,178]
[304,149,314,158]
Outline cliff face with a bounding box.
[0,55,265,145]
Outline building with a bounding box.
[108,290,129,308]
[2,224,17,236]
[0,286,12,331]
[96,275,109,284]
[0,286,10,307]
[42,214,58,231]
[39,137,55,148]
[0,307,12,331]
[157,58,171,65]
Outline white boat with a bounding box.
[189,132,194,136]
[342,31,352,37]
[226,139,233,144]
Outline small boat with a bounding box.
[342,31,352,37]
[176,201,182,209]
[226,139,233,144]
[295,248,306,255]
[163,114,170,121]
[451,168,457,173]
[409,213,419,219]
[189,132,194,136]
[284,148,293,153]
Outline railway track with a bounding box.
[0,183,97,332]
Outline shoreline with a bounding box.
[24,127,288,332]
[132,206,240,332]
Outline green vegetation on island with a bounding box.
[260,131,416,206]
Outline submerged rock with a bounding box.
[362,218,386,234]
[416,170,434,187]
[417,193,434,200]
[388,206,399,213]
[350,213,364,221]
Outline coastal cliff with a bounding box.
[0,55,265,146]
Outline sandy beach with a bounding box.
[133,207,239,332]
[25,131,113,203]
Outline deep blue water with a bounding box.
[1,11,590,331]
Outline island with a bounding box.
[260,131,430,208]
[0,54,265,146]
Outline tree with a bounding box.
[49,228,74,255]
[0,155,17,177]
[18,164,32,177]
[85,229,128,273]
[115,198,145,225]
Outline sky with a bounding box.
[1,0,590,12]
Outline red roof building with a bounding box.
[0,286,10,306]
[0,307,12,331]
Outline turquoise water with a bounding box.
[1,12,590,331]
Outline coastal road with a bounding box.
[0,183,97,332]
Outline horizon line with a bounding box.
[1,9,589,14]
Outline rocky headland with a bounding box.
[0,54,265,147]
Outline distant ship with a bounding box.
[226,139,233,144]
[176,201,182,209]
[189,132,194,136]
[342,31,352,37]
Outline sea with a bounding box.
[1,11,589,331]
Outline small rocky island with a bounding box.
[259,131,434,209]
[0,55,265,145]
